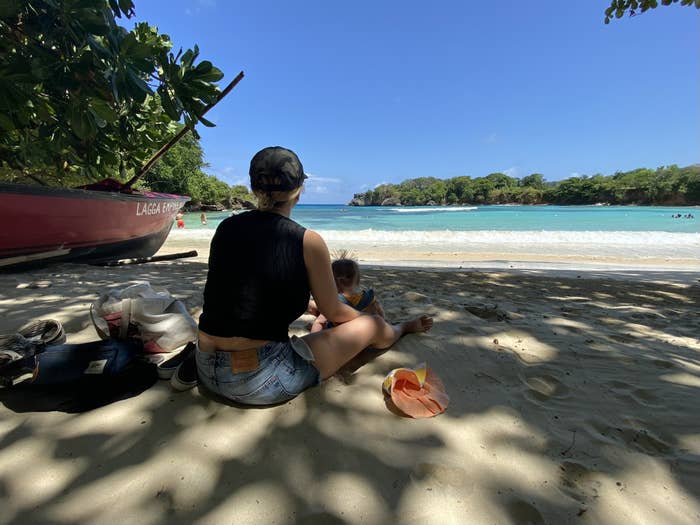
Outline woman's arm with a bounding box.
[303,230,362,324]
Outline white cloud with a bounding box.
[484,132,497,144]
[502,167,519,178]
[305,173,341,184]
[304,172,340,195]
[570,172,582,178]
[373,181,388,188]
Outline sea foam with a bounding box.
[169,229,699,259]
[387,206,478,213]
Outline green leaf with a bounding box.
[126,68,152,100]
[194,61,213,74]
[181,49,195,69]
[69,105,95,140]
[158,86,180,120]
[89,108,107,128]
[90,99,119,122]
[194,64,224,83]
[128,41,154,61]
[118,0,135,17]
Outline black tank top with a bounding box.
[198,210,310,341]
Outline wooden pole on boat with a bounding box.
[123,71,245,189]
[95,250,198,266]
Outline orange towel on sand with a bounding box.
[382,363,449,418]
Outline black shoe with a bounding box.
[157,341,195,380]
[170,343,198,391]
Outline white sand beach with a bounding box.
[1,247,699,524]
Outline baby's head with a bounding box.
[331,257,360,293]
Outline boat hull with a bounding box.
[0,183,189,266]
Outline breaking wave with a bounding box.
[387,206,478,213]
[170,228,699,258]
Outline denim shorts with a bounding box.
[195,336,320,406]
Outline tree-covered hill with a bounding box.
[349,165,700,206]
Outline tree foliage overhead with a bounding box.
[604,0,699,23]
[350,165,700,207]
[0,0,225,181]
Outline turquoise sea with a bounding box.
[174,205,700,261]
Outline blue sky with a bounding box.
[133,1,699,204]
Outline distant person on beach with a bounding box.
[310,255,384,333]
[171,146,433,402]
[200,212,207,225]
[176,212,185,229]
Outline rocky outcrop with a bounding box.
[229,197,256,210]
[183,202,202,212]
[380,197,402,206]
[200,203,226,212]
[348,196,368,206]
[184,198,255,212]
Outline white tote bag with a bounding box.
[90,282,197,353]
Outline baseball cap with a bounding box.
[249,146,308,191]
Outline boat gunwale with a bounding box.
[0,182,189,203]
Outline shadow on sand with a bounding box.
[0,261,698,524]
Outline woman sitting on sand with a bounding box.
[172,146,432,404]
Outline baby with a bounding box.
[310,256,384,332]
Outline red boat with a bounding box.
[0,180,188,267]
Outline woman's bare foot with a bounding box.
[402,314,433,334]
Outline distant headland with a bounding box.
[348,164,700,206]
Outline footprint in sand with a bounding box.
[586,421,673,456]
[652,358,675,369]
[521,374,570,403]
[605,381,662,407]
[504,499,545,525]
[463,304,510,322]
[631,388,662,407]
[558,461,601,504]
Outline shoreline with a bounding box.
[157,234,700,276]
